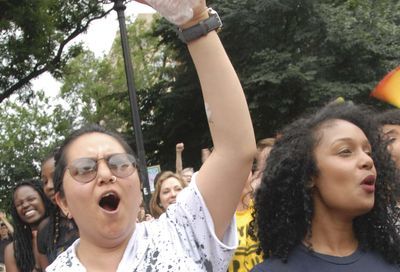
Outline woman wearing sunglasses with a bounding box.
[46,0,256,271]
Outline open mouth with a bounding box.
[361,175,376,186]
[99,192,120,212]
[24,210,36,217]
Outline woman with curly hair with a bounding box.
[251,102,400,271]
[149,171,187,219]
[4,180,51,272]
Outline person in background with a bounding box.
[137,201,153,222]
[36,151,79,269]
[251,102,400,272]
[252,138,275,189]
[375,109,400,169]
[201,147,212,164]
[149,171,187,218]
[41,153,56,204]
[375,109,400,204]
[228,171,263,272]
[175,142,194,183]
[5,180,51,272]
[181,167,194,183]
[0,212,13,269]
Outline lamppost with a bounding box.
[101,0,151,210]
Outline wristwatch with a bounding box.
[178,8,223,44]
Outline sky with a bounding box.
[31,2,155,97]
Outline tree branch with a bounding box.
[0,8,114,103]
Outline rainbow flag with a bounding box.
[371,67,400,107]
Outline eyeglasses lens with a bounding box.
[68,154,136,183]
[108,154,136,178]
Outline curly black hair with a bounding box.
[9,179,51,271]
[251,102,400,264]
[375,109,400,126]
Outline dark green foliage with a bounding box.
[0,91,72,210]
[212,0,400,139]
[0,0,110,102]
[2,0,400,194]
[143,0,400,168]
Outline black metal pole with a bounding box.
[112,0,151,211]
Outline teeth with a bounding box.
[25,210,35,217]
[104,192,115,197]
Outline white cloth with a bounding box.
[46,175,237,271]
[145,0,200,25]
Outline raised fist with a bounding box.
[176,142,184,152]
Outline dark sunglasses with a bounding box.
[67,153,137,183]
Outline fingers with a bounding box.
[176,142,184,152]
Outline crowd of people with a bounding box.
[1,0,400,271]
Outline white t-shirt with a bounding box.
[46,176,237,271]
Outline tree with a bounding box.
[60,14,177,166]
[57,0,400,171]
[0,91,72,210]
[0,0,113,103]
[216,0,400,138]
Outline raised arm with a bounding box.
[175,142,184,174]
[138,0,256,239]
[185,2,256,239]
[0,211,14,234]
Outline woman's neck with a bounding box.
[305,207,358,257]
[77,230,133,272]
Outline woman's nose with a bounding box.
[96,160,114,185]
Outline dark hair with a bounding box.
[40,147,59,179]
[375,109,400,126]
[53,124,136,196]
[251,102,400,264]
[10,179,51,272]
[39,146,79,263]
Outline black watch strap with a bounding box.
[178,8,222,44]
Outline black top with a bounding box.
[37,214,78,263]
[251,245,400,272]
[0,236,13,263]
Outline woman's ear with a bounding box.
[55,192,72,219]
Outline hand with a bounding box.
[176,143,184,153]
[0,211,5,219]
[135,0,206,25]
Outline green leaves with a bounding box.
[1,0,400,206]
[0,91,71,210]
[0,0,110,102]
